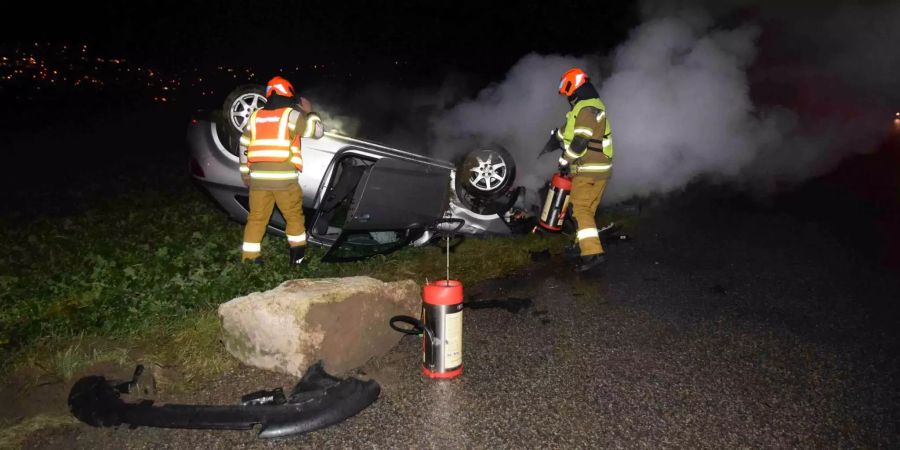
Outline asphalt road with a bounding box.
[28,190,900,448]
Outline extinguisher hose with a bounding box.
[389,315,424,335]
[389,315,436,343]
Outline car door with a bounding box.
[321,157,450,262]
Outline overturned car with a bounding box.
[187,85,526,261]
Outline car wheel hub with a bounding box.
[468,154,507,192]
[230,93,266,132]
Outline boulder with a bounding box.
[218,276,419,376]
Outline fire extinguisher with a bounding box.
[390,219,465,379]
[538,172,572,231]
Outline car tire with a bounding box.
[457,145,516,198]
[222,84,267,136]
[454,145,518,215]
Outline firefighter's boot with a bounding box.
[575,254,605,273]
[289,246,306,266]
[564,242,581,260]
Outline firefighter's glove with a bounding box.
[557,157,571,176]
[569,135,589,155]
[241,174,251,187]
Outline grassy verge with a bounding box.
[0,185,571,385]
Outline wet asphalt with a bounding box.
[28,192,900,448]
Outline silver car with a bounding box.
[187,85,526,261]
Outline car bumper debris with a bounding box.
[68,361,380,438]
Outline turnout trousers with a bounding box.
[241,183,306,261]
[570,175,607,257]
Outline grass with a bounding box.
[22,334,130,384]
[0,184,572,384]
[143,310,239,385]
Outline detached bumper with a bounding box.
[68,362,380,438]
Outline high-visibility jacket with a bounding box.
[556,98,614,180]
[239,107,305,190]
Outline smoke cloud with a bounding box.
[313,2,899,205]
[427,54,595,205]
[425,2,899,203]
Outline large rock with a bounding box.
[218,276,419,376]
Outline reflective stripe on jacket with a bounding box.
[248,108,302,169]
[244,107,303,190]
[559,98,614,179]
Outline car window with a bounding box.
[322,230,409,262]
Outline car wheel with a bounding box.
[454,145,518,215]
[222,84,266,135]
[458,146,516,198]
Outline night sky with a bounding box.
[0,1,641,209]
[7,1,639,82]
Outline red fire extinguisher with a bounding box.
[390,281,465,379]
[419,280,464,378]
[391,219,465,379]
[538,172,572,231]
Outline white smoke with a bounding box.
[599,14,766,199]
[305,3,898,205]
[425,2,899,203]
[316,110,361,137]
[428,54,595,203]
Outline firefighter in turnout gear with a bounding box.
[239,76,322,265]
[555,68,613,272]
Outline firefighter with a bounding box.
[239,76,321,265]
[554,67,613,272]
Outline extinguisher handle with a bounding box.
[389,315,424,335]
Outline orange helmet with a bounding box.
[558,67,588,97]
[266,76,295,98]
